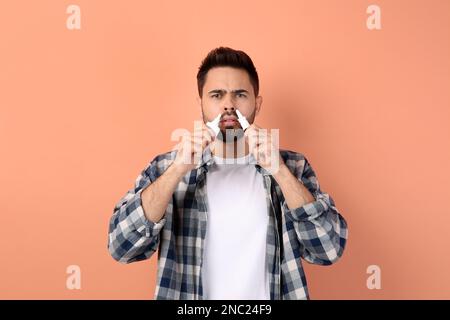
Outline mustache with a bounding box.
[220,111,238,121]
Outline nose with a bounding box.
[224,106,235,112]
[223,101,236,112]
[222,94,236,113]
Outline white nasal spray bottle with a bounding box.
[236,109,250,131]
[206,113,221,137]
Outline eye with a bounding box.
[211,93,220,99]
[237,93,247,98]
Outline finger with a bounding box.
[244,126,256,138]
[205,127,217,140]
[190,141,205,156]
[191,139,207,151]
[193,135,213,152]
[195,127,215,142]
[247,135,259,153]
[202,129,214,143]
[247,129,270,139]
[253,146,268,163]
[192,133,211,147]
[245,130,266,143]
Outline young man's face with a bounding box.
[199,67,262,134]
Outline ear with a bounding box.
[255,95,263,115]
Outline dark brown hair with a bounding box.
[197,47,259,98]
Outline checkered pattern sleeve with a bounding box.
[107,157,166,264]
[283,155,348,266]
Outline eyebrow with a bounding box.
[208,89,249,95]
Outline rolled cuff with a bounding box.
[283,193,330,222]
[132,187,167,238]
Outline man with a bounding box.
[108,47,348,300]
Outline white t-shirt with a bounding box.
[202,153,270,300]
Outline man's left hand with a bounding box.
[244,124,285,175]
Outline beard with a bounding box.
[217,127,245,143]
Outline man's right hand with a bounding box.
[172,123,216,176]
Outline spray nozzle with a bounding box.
[236,110,250,131]
[206,113,221,136]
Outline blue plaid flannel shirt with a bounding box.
[108,146,348,299]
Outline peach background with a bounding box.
[1,0,449,299]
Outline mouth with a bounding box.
[221,119,238,126]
